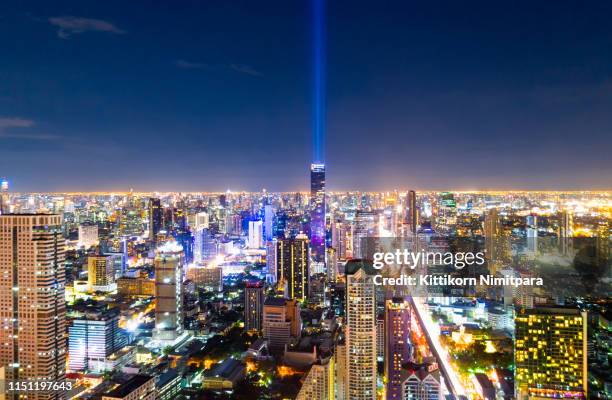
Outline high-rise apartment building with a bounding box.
[385,298,411,400]
[276,236,310,301]
[514,307,588,399]
[345,264,377,400]
[296,357,335,400]
[244,281,265,332]
[0,214,67,391]
[153,241,184,344]
[310,163,326,265]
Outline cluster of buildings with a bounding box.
[0,172,609,399]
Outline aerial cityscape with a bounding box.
[1,1,611,400]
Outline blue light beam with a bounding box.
[312,0,326,164]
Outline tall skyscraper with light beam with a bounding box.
[310,163,326,265]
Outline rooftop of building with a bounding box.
[104,374,153,398]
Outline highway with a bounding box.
[409,296,468,397]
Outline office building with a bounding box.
[386,298,411,400]
[400,366,442,400]
[68,308,127,372]
[153,241,184,343]
[310,163,326,264]
[248,219,263,249]
[186,264,222,292]
[88,255,115,292]
[264,204,274,241]
[193,227,217,264]
[78,224,99,248]
[245,281,265,332]
[353,211,376,259]
[262,298,301,351]
[514,307,588,399]
[276,235,310,301]
[0,214,67,387]
[148,198,163,244]
[117,275,155,297]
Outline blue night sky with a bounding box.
[1,0,612,191]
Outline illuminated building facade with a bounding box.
[276,236,310,301]
[245,281,265,332]
[310,163,326,264]
[248,219,263,249]
[346,265,377,400]
[385,298,412,400]
[406,190,418,234]
[400,367,442,400]
[186,264,222,292]
[88,255,115,292]
[153,241,184,343]
[353,211,376,259]
[68,308,126,372]
[0,214,67,388]
[514,307,588,399]
[78,224,99,248]
[296,357,335,400]
[0,177,8,214]
[262,297,301,351]
[148,198,163,244]
[117,275,155,297]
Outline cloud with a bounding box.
[0,118,60,140]
[175,59,207,69]
[230,63,263,77]
[175,60,262,77]
[49,16,125,39]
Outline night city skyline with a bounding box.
[2,0,612,191]
[0,2,611,399]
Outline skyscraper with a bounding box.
[276,235,310,301]
[248,219,263,249]
[514,307,588,399]
[148,198,163,243]
[296,357,335,400]
[385,298,411,400]
[153,241,184,344]
[345,264,377,400]
[264,204,274,241]
[244,281,265,332]
[0,214,67,389]
[406,190,418,235]
[0,177,8,214]
[310,163,326,264]
[353,211,376,259]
